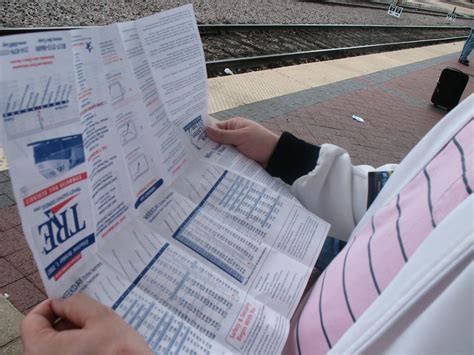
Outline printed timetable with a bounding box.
[0,5,330,354]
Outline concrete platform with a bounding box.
[0,41,472,351]
[210,41,473,167]
[208,41,467,114]
[406,0,474,16]
[0,296,23,354]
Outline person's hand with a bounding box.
[21,294,151,355]
[206,117,279,168]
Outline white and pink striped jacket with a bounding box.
[285,95,473,354]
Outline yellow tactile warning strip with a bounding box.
[208,41,465,113]
[208,70,310,113]
[407,0,474,16]
[0,147,8,172]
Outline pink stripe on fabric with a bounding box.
[343,224,380,318]
[426,120,472,223]
[434,177,471,222]
[455,119,474,149]
[294,272,331,355]
[283,291,312,355]
[316,248,355,346]
[454,118,474,189]
[364,198,405,291]
[426,141,464,222]
[466,156,474,191]
[396,171,434,258]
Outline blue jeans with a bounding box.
[460,29,474,61]
[315,236,346,271]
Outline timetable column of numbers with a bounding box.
[206,173,284,238]
[115,247,240,353]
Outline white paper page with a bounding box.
[135,5,210,138]
[106,236,288,354]
[70,28,134,242]
[0,6,331,354]
[0,31,97,296]
[141,160,329,317]
[77,13,306,353]
[56,217,289,354]
[117,21,191,181]
[170,163,326,267]
[200,140,299,200]
[74,25,169,212]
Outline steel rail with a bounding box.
[0,26,86,36]
[0,24,471,37]
[198,24,472,31]
[206,35,468,71]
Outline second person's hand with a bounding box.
[206,117,279,168]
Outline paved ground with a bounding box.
[0,193,47,315]
[0,46,472,353]
[213,53,473,167]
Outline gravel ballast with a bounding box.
[1,0,473,27]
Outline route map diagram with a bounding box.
[1,75,76,139]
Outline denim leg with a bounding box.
[460,29,474,61]
[315,236,347,271]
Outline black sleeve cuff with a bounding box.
[265,132,320,185]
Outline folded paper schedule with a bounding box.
[0,5,329,354]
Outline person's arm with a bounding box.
[206,118,397,241]
[290,143,396,240]
[265,131,321,185]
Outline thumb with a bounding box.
[206,126,243,145]
[51,294,111,328]
[21,299,58,340]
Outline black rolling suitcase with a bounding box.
[431,68,469,110]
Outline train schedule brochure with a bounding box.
[0,5,329,354]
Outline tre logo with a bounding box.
[38,194,86,255]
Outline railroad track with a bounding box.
[0,24,470,77]
[201,24,470,76]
